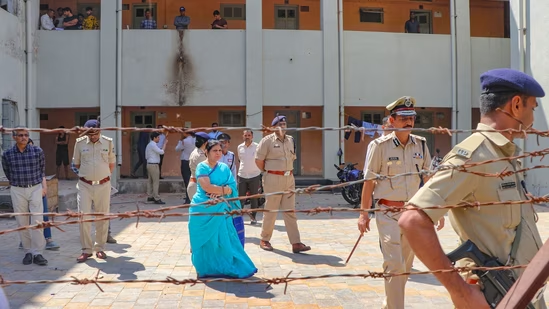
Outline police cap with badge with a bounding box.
[386,96,417,116]
[480,68,545,98]
[217,133,231,141]
[272,115,286,126]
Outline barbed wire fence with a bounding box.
[1,125,548,306]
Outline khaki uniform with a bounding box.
[73,135,115,254]
[409,123,545,308]
[187,147,206,201]
[365,132,431,309]
[255,133,301,244]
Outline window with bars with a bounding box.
[359,8,384,23]
[361,111,385,125]
[220,4,246,20]
[219,111,245,127]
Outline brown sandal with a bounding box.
[77,253,92,263]
[96,251,107,260]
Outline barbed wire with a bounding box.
[0,265,528,293]
[5,124,549,138]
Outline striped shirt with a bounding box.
[2,144,45,187]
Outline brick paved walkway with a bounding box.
[1,193,548,308]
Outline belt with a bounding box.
[79,176,110,186]
[12,183,41,188]
[189,178,196,183]
[267,170,293,176]
[148,163,159,165]
[378,199,405,207]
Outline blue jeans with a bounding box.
[42,196,51,239]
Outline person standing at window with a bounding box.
[211,10,228,29]
[174,6,190,29]
[404,12,420,33]
[140,9,157,29]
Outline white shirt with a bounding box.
[175,136,195,160]
[220,151,237,180]
[145,140,164,163]
[40,14,55,30]
[156,134,166,148]
[237,142,261,179]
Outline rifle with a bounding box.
[446,239,536,309]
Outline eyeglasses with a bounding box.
[16,134,29,137]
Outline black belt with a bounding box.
[148,163,159,164]
[12,183,41,188]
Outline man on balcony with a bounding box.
[174,6,190,30]
[140,9,157,29]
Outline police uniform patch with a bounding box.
[500,182,517,190]
[456,149,469,157]
[389,157,399,161]
[274,144,280,148]
[413,152,423,159]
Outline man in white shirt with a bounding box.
[237,130,262,224]
[175,131,195,204]
[146,132,167,204]
[156,125,167,179]
[208,122,222,139]
[40,9,56,30]
[217,133,237,180]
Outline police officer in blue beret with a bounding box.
[399,68,546,309]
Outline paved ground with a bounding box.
[1,193,548,309]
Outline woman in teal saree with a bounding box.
[189,140,257,279]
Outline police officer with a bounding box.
[358,96,442,309]
[398,68,546,309]
[255,115,311,253]
[187,132,209,202]
[73,119,116,263]
[217,133,237,181]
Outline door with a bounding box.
[133,4,157,29]
[130,112,155,177]
[414,111,434,152]
[274,110,300,175]
[411,10,432,34]
[274,5,299,30]
[1,100,18,152]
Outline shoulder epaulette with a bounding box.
[102,135,113,141]
[76,136,87,142]
[450,134,485,159]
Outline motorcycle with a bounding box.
[334,163,364,208]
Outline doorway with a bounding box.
[274,110,301,175]
[410,10,432,34]
[130,112,155,177]
[274,5,299,30]
[133,3,157,29]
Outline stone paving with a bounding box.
[1,193,549,309]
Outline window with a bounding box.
[359,8,383,23]
[2,100,19,152]
[361,111,385,125]
[220,4,246,20]
[75,112,99,127]
[219,111,245,127]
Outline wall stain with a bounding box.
[163,30,197,106]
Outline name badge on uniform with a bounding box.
[500,182,517,190]
[413,152,423,159]
[82,149,90,152]
[389,157,399,161]
[273,144,280,148]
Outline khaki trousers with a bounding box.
[260,173,301,244]
[77,180,111,254]
[187,179,197,202]
[11,184,45,255]
[146,164,160,200]
[376,204,414,309]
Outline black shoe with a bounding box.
[154,199,166,205]
[147,197,155,202]
[33,254,48,266]
[22,253,32,265]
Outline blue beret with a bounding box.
[83,119,99,128]
[195,132,209,140]
[480,68,545,98]
[272,115,286,126]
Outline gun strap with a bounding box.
[508,220,522,265]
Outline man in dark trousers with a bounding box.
[131,125,151,178]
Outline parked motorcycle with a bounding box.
[334,163,364,207]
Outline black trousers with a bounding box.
[238,175,261,217]
[180,160,191,203]
[132,149,147,177]
[159,154,164,176]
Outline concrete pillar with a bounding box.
[26,0,40,144]
[100,0,118,185]
[521,1,549,195]
[453,0,472,143]
[245,0,263,143]
[321,0,340,180]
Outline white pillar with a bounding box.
[245,0,263,143]
[522,1,549,196]
[100,0,118,186]
[321,0,340,180]
[26,0,40,144]
[453,0,472,143]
